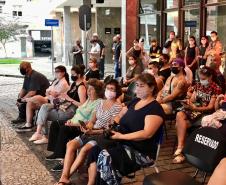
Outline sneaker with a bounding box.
[33,137,48,145]
[29,132,42,142]
[45,154,63,161]
[15,124,33,132]
[11,117,25,124]
[51,162,63,172]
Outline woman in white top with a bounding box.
[55,79,122,185]
[89,39,101,61]
[16,65,70,132]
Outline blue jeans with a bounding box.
[114,59,121,78]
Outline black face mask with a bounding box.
[171,67,180,74]
[20,68,27,75]
[71,75,78,81]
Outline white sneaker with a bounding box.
[29,132,42,142]
[33,137,48,145]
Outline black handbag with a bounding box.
[109,144,140,176]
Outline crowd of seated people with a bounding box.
[11,30,226,185]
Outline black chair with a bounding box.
[143,170,202,185]
[143,127,226,185]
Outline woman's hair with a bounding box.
[104,79,122,99]
[200,36,209,47]
[149,61,160,69]
[71,64,85,77]
[87,79,104,98]
[189,36,197,46]
[55,65,70,85]
[129,54,137,61]
[199,66,219,84]
[199,66,214,77]
[89,57,97,64]
[135,73,158,96]
[161,53,170,62]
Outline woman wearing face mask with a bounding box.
[147,61,164,91]
[16,65,70,133]
[85,57,100,81]
[173,66,222,164]
[124,55,142,86]
[83,74,165,185]
[184,36,199,81]
[126,39,144,71]
[28,65,87,144]
[54,80,122,183]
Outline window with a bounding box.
[140,0,160,12]
[166,0,178,9]
[206,5,226,51]
[184,0,200,6]
[207,0,226,3]
[12,11,17,16]
[166,11,179,36]
[140,0,161,49]
[18,11,22,16]
[184,9,200,44]
[0,6,2,13]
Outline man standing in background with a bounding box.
[92,33,105,79]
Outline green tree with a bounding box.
[0,19,24,57]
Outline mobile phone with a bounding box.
[177,100,188,104]
[79,120,87,129]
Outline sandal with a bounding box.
[173,148,183,157]
[55,182,72,185]
[172,153,185,164]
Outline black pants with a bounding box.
[99,57,105,79]
[18,102,26,119]
[47,121,81,158]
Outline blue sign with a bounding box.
[185,21,197,28]
[45,19,59,27]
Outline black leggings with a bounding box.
[47,121,81,158]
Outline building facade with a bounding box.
[136,0,226,50]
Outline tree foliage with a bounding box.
[0,19,24,56]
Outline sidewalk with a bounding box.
[0,57,114,80]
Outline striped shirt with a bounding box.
[94,100,122,129]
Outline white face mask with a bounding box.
[135,88,149,99]
[129,59,135,65]
[105,89,116,100]
[200,79,209,86]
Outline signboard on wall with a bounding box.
[185,21,197,27]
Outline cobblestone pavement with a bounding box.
[0,76,209,185]
[0,77,57,185]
